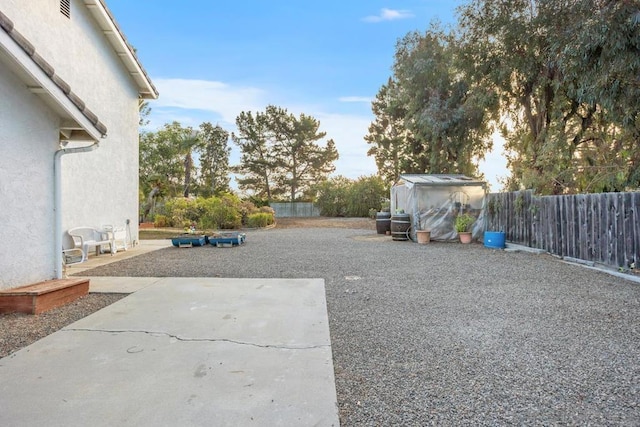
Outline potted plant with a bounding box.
[416,228,431,244]
[454,213,475,244]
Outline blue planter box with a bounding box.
[171,235,207,247]
[208,232,246,247]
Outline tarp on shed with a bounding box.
[391,174,487,241]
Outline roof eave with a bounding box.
[84,0,158,100]
[0,27,105,142]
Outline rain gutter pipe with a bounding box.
[54,141,99,279]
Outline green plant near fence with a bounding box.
[246,212,275,228]
[313,175,389,217]
[154,193,274,230]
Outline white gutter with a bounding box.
[54,142,99,278]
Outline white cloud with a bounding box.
[314,112,377,179]
[145,77,509,187]
[145,77,378,180]
[339,96,372,103]
[362,8,414,23]
[150,78,266,125]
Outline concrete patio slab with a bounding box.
[66,239,173,275]
[0,278,339,426]
[87,276,164,293]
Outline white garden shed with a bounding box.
[390,174,487,241]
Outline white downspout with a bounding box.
[54,142,99,279]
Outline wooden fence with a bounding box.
[485,190,640,269]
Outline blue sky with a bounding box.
[107,0,508,190]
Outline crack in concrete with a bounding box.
[63,328,330,350]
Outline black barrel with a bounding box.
[391,213,411,241]
[376,211,391,234]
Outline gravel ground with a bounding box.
[0,293,126,359]
[71,227,640,426]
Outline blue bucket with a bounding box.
[484,231,506,249]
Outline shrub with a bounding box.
[153,214,169,228]
[246,212,274,228]
[197,196,242,230]
[259,206,275,215]
[160,197,199,227]
[313,176,350,217]
[346,175,389,217]
[156,194,265,231]
[313,175,390,217]
[238,200,257,225]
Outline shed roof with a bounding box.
[396,174,486,187]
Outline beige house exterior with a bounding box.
[0,0,157,289]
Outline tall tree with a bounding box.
[139,101,151,127]
[197,122,231,197]
[558,0,640,129]
[393,27,495,176]
[267,105,339,201]
[366,25,496,182]
[233,106,339,202]
[458,0,640,193]
[139,131,179,220]
[555,0,640,189]
[232,110,279,201]
[177,128,201,197]
[139,122,201,200]
[365,78,413,183]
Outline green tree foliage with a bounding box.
[267,105,339,201]
[557,0,640,128]
[458,0,640,193]
[198,122,231,197]
[139,125,185,220]
[366,25,496,183]
[233,105,339,202]
[313,175,389,217]
[139,122,205,220]
[365,78,413,183]
[232,110,279,200]
[313,176,352,217]
[176,128,201,198]
[139,101,151,127]
[346,175,389,217]
[393,27,495,176]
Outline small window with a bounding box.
[60,0,70,18]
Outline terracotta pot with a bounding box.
[416,230,431,244]
[458,232,472,244]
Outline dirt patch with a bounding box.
[275,217,375,230]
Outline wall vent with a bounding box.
[60,0,71,18]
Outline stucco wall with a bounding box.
[0,1,144,287]
[59,0,141,247]
[0,64,59,289]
